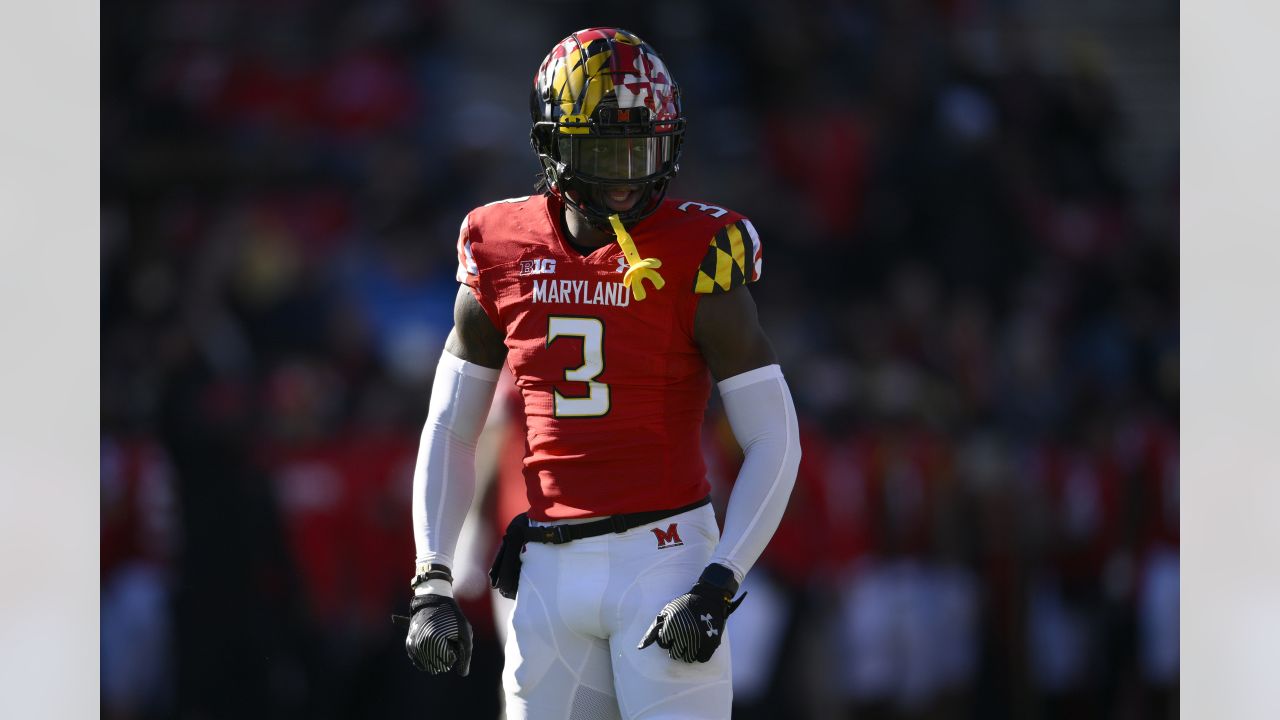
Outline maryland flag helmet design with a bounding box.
[530,28,685,228]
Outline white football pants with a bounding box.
[501,503,732,720]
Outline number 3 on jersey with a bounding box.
[547,316,609,417]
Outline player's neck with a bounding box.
[561,205,614,254]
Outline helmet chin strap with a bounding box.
[608,214,665,301]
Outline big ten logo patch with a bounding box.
[651,523,683,549]
[520,258,557,275]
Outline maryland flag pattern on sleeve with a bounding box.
[693,218,763,294]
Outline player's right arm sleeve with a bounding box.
[412,350,501,572]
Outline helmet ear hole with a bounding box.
[530,124,553,156]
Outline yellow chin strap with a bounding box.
[608,214,665,301]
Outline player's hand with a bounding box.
[638,564,745,663]
[399,593,474,675]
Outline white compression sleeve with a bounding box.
[708,364,802,583]
[412,350,501,577]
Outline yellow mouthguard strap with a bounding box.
[608,214,665,301]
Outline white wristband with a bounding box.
[414,578,454,598]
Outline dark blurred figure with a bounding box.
[101,434,179,720]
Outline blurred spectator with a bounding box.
[101,436,180,720]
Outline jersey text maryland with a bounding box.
[531,278,631,307]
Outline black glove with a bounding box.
[638,563,745,663]
[393,565,473,676]
[403,594,473,675]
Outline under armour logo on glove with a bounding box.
[700,613,718,637]
[638,566,745,663]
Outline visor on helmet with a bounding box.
[556,135,676,181]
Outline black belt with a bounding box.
[523,496,711,545]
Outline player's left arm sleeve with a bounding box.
[708,364,801,582]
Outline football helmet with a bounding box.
[530,28,685,228]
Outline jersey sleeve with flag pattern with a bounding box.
[452,194,763,521]
[692,215,763,294]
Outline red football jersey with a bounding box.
[457,193,763,520]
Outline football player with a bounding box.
[402,27,801,719]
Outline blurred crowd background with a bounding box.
[101,0,1178,718]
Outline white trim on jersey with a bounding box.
[456,214,478,281]
[741,218,763,281]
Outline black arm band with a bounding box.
[410,563,454,589]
